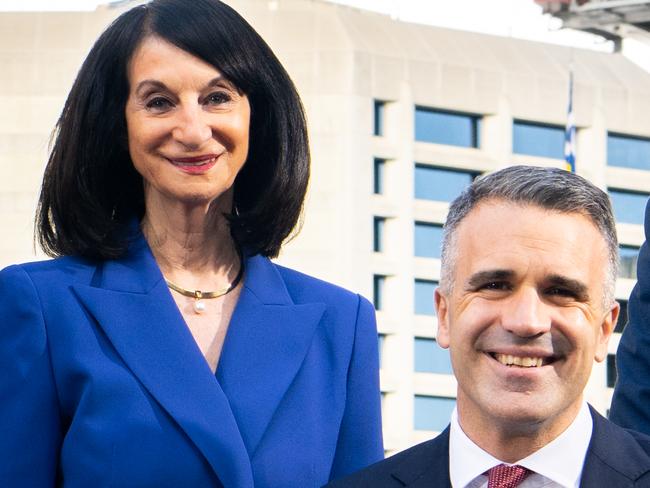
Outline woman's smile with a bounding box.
[166,154,221,174]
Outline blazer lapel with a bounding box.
[391,428,451,487]
[580,406,650,487]
[72,235,254,488]
[216,255,325,456]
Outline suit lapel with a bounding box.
[580,406,650,487]
[72,235,254,488]
[216,255,325,456]
[391,428,451,487]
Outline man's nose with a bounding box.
[500,287,551,337]
[172,105,212,149]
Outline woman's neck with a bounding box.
[141,194,239,283]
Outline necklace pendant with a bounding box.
[193,299,206,314]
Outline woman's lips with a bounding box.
[167,154,219,173]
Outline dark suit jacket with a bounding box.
[611,199,650,434]
[0,232,383,487]
[326,407,650,487]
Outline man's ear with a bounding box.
[594,301,619,362]
[435,288,450,349]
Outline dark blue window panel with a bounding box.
[374,100,386,136]
[414,279,437,316]
[615,300,628,334]
[374,158,386,194]
[512,120,565,159]
[415,107,480,148]
[619,246,639,280]
[607,354,617,388]
[378,334,385,368]
[374,217,386,253]
[414,338,453,374]
[414,222,443,258]
[609,189,648,225]
[608,133,650,170]
[414,165,475,202]
[414,395,456,431]
[373,275,386,310]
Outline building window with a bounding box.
[414,165,476,202]
[373,158,386,194]
[608,133,650,171]
[607,354,617,388]
[414,279,437,316]
[619,246,639,280]
[414,222,444,258]
[414,395,456,431]
[615,300,628,334]
[374,217,386,253]
[378,334,385,368]
[609,189,648,225]
[414,338,453,374]
[373,274,387,311]
[374,100,386,136]
[415,107,480,148]
[512,120,565,160]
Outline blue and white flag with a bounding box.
[564,71,576,172]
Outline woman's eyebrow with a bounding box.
[134,79,168,96]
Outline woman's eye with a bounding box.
[205,91,231,105]
[145,97,173,112]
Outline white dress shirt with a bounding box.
[449,402,593,488]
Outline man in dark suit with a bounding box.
[328,166,650,487]
[610,198,650,434]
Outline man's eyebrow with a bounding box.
[466,269,514,289]
[546,274,590,300]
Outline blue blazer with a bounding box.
[0,234,383,487]
[611,199,650,434]
[326,407,650,487]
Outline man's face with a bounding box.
[436,200,618,437]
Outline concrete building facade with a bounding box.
[1,0,650,456]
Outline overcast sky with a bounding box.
[0,0,627,54]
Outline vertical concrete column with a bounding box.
[481,95,513,169]
[381,80,417,452]
[577,104,607,189]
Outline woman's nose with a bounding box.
[171,106,212,149]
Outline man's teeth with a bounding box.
[494,353,543,368]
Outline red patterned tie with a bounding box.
[487,464,530,488]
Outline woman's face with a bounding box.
[125,36,250,210]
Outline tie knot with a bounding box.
[487,464,530,488]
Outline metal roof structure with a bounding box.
[536,0,650,48]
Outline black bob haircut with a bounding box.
[36,0,309,259]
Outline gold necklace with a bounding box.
[165,263,244,314]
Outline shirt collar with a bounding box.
[449,402,592,488]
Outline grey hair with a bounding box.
[440,165,619,307]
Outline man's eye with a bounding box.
[145,97,173,112]
[546,287,575,298]
[482,282,509,291]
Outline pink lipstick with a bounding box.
[167,154,219,174]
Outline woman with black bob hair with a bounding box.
[0,1,383,486]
